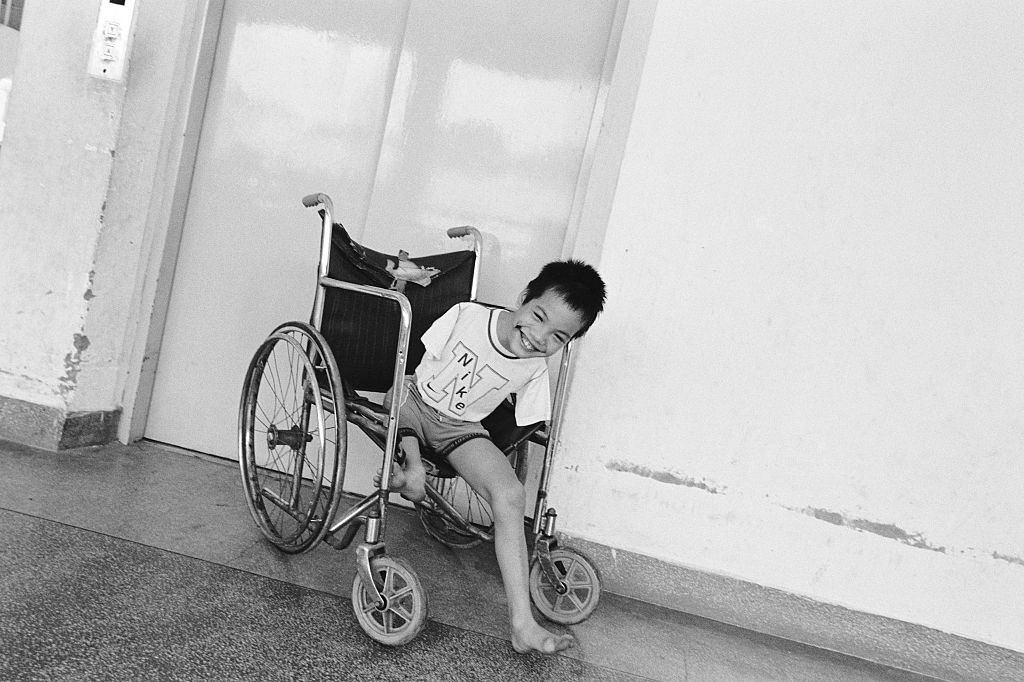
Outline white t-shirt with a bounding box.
[414,302,551,425]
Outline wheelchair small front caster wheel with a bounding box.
[529,547,601,625]
[351,555,428,645]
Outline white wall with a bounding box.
[0,1,122,411]
[555,1,1024,653]
[69,0,201,415]
[0,25,17,79]
[0,25,17,142]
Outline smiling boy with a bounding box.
[382,259,606,654]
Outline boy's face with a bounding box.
[505,290,586,359]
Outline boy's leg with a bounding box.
[378,436,427,502]
[447,438,574,655]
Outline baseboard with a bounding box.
[59,409,121,449]
[563,535,1023,682]
[0,394,120,451]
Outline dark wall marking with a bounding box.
[799,507,946,553]
[605,460,722,494]
[992,552,1024,568]
[59,333,91,396]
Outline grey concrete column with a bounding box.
[0,0,207,449]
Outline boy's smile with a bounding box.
[497,290,586,359]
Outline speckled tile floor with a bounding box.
[0,439,939,681]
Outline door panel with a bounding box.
[364,0,617,307]
[145,0,409,457]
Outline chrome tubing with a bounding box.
[317,276,414,538]
[532,338,576,536]
[446,225,482,301]
[303,192,337,330]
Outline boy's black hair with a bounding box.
[523,260,606,337]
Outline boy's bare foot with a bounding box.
[396,462,426,502]
[374,465,426,502]
[511,620,575,654]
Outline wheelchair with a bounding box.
[238,193,602,645]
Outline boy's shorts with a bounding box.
[384,376,491,460]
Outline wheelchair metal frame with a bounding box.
[241,193,599,642]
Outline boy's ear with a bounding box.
[517,289,528,306]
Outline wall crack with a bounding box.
[795,506,947,553]
[605,460,723,494]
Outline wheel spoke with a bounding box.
[561,562,591,590]
[269,346,300,425]
[389,585,414,603]
[565,590,587,612]
[254,400,274,431]
[263,444,292,475]
[282,342,298,416]
[382,567,397,597]
[539,584,557,603]
[565,574,592,590]
[267,351,288,424]
[390,602,413,623]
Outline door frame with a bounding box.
[117,0,226,443]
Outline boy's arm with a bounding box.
[513,367,553,426]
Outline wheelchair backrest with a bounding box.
[318,225,477,393]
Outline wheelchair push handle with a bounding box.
[305,192,338,313]
[446,225,480,240]
[446,226,482,300]
[302,192,334,217]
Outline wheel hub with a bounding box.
[266,424,313,450]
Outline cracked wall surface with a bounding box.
[0,0,187,428]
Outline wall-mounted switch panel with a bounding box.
[87,0,137,81]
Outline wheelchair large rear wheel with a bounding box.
[419,472,494,549]
[239,322,346,553]
[351,555,428,646]
[529,547,601,624]
[418,442,528,549]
